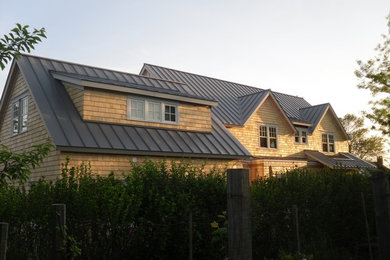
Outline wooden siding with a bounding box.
[65,87,212,132]
[228,96,349,158]
[0,69,61,181]
[60,152,244,176]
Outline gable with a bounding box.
[316,107,348,140]
[248,94,295,133]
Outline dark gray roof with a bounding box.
[51,70,216,102]
[299,104,329,133]
[304,150,375,169]
[141,64,314,126]
[13,55,250,158]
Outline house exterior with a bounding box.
[0,55,374,181]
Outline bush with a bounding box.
[0,159,227,259]
[251,169,376,259]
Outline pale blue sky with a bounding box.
[1,0,389,118]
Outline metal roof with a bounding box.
[304,150,375,169]
[141,64,315,126]
[13,55,250,158]
[299,103,329,133]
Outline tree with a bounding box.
[355,14,390,136]
[341,113,385,160]
[0,142,53,186]
[0,23,46,70]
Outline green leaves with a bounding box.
[0,142,53,186]
[341,113,386,160]
[356,14,390,136]
[0,23,47,70]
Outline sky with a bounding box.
[0,1,389,118]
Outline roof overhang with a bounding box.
[292,121,313,127]
[57,145,250,159]
[52,72,219,107]
[314,105,349,140]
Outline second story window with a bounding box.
[259,125,277,149]
[322,133,335,152]
[295,129,308,144]
[128,97,178,124]
[12,95,28,135]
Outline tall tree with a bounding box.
[341,113,385,160]
[355,14,390,136]
[0,23,46,70]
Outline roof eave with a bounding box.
[52,72,218,107]
[56,146,251,159]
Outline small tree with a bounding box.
[341,113,385,160]
[0,23,46,70]
[355,14,390,136]
[0,142,53,186]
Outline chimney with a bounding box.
[377,156,383,166]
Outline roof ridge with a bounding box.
[143,63,264,91]
[238,89,270,99]
[20,54,187,86]
[270,90,306,99]
[299,103,330,110]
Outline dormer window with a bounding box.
[12,95,28,135]
[127,96,178,124]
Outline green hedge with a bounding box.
[251,169,377,259]
[0,160,227,259]
[0,162,379,259]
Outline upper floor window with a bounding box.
[259,125,277,149]
[12,95,28,135]
[322,133,335,152]
[127,97,178,124]
[295,129,308,144]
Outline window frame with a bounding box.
[295,128,308,144]
[259,124,278,149]
[127,96,179,125]
[11,94,29,136]
[322,133,335,153]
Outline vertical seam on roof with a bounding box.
[108,124,126,149]
[26,57,71,145]
[145,128,164,151]
[123,127,141,150]
[134,127,152,150]
[97,124,113,148]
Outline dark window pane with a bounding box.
[260,137,268,147]
[329,144,335,152]
[270,138,277,148]
[322,144,328,152]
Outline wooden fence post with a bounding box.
[51,204,66,260]
[0,222,8,260]
[227,169,252,260]
[370,169,390,260]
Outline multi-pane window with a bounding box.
[322,133,335,152]
[130,99,145,120]
[128,97,178,124]
[164,105,176,122]
[12,96,28,135]
[147,101,161,121]
[259,125,277,149]
[295,129,308,144]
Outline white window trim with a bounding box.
[295,128,308,145]
[11,94,29,136]
[259,124,278,149]
[322,133,335,153]
[127,96,179,125]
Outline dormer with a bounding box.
[52,71,217,133]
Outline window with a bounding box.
[295,129,308,144]
[259,125,277,149]
[164,104,176,122]
[322,133,335,152]
[127,97,178,124]
[12,96,28,135]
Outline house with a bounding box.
[0,55,374,182]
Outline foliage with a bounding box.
[0,142,53,186]
[0,23,46,70]
[0,159,227,259]
[341,113,385,160]
[355,14,390,136]
[251,169,376,260]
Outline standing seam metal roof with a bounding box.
[141,64,315,126]
[14,55,250,158]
